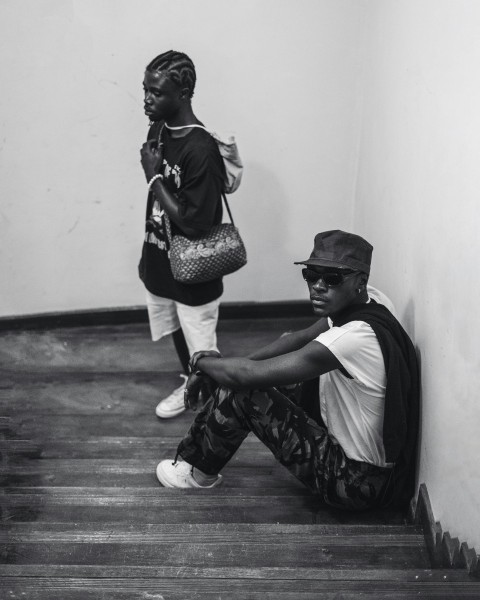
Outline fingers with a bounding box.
[189,351,206,373]
[184,372,203,410]
[189,350,222,373]
[140,139,163,156]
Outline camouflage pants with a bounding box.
[176,386,394,510]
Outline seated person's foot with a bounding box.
[155,374,188,418]
[156,459,222,489]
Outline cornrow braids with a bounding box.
[146,50,197,98]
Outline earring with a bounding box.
[357,288,362,294]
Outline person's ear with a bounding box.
[179,87,191,100]
[357,273,368,293]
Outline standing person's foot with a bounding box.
[156,459,222,488]
[155,374,188,418]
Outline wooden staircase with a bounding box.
[1,320,479,599]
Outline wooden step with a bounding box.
[2,521,423,537]
[1,488,406,525]
[0,371,192,416]
[2,437,295,464]
[0,416,12,437]
[1,435,272,459]
[0,321,287,373]
[1,491,322,525]
[0,522,428,570]
[1,572,479,599]
[5,414,200,438]
[1,457,309,489]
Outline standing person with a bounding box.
[156,230,420,511]
[139,51,226,419]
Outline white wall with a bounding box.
[0,0,365,316]
[354,0,480,550]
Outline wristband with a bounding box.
[147,173,163,191]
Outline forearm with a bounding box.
[247,318,330,360]
[195,356,253,389]
[195,339,340,390]
[150,179,200,236]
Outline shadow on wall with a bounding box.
[402,296,424,500]
[414,344,423,496]
[401,298,416,342]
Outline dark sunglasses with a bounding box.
[302,268,358,287]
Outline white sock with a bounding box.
[192,466,218,485]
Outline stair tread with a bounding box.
[1,543,429,569]
[4,414,198,437]
[2,574,480,599]
[1,565,473,581]
[0,322,285,374]
[0,371,195,416]
[1,522,420,536]
[3,451,288,469]
[3,485,310,497]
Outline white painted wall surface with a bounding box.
[0,0,364,316]
[354,0,480,550]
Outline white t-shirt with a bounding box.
[314,288,394,468]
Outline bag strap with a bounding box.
[222,193,235,226]
[162,211,173,251]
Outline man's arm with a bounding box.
[247,318,330,360]
[195,340,342,390]
[141,139,203,236]
[150,179,201,236]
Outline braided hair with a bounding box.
[146,50,196,98]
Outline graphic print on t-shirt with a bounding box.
[144,156,183,251]
[145,198,167,250]
[163,158,182,189]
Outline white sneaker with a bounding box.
[155,374,188,419]
[156,460,223,489]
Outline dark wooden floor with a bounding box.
[1,319,479,598]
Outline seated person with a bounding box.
[156,230,419,510]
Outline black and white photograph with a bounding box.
[1,1,480,598]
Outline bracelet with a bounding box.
[147,173,163,191]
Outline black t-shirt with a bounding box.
[138,122,225,306]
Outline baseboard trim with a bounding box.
[0,301,314,332]
[409,483,480,577]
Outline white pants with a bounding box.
[145,290,219,356]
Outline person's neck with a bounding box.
[329,293,369,321]
[357,290,369,304]
[166,106,200,138]
[329,295,371,325]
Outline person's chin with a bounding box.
[311,302,329,317]
[145,110,160,121]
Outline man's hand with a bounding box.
[140,139,163,181]
[185,350,222,410]
[184,371,218,411]
[189,350,222,374]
